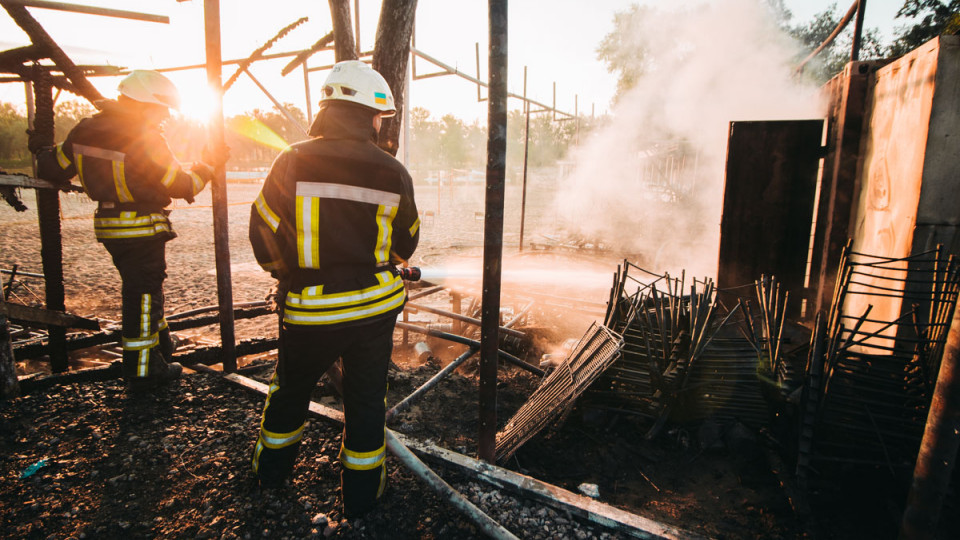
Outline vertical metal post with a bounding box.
[403,54,411,167]
[899,300,960,539]
[479,0,508,463]
[851,0,867,61]
[452,292,462,335]
[204,0,236,372]
[29,73,68,372]
[302,60,313,122]
[354,0,361,53]
[519,66,530,253]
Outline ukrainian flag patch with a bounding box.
[374,92,387,105]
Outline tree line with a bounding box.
[0,99,588,179]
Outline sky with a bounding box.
[0,0,913,124]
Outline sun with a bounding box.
[175,82,219,123]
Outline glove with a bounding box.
[201,143,230,170]
[26,129,48,154]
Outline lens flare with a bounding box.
[227,116,289,150]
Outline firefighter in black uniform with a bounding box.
[249,60,419,517]
[36,70,219,390]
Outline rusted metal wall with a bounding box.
[847,35,960,334]
[811,60,888,319]
[717,120,824,318]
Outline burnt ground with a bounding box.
[2,181,953,538]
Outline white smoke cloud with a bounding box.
[555,0,826,279]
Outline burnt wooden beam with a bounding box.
[0,296,20,399]
[167,305,273,331]
[174,337,277,366]
[2,2,104,104]
[17,360,121,394]
[13,329,122,360]
[5,302,99,330]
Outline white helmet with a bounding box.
[320,60,395,117]
[118,70,181,110]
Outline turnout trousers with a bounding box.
[102,236,175,381]
[252,315,394,516]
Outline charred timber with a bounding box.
[174,337,276,366]
[2,2,104,103]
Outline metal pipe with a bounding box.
[387,346,479,421]
[795,0,859,73]
[2,0,168,23]
[384,430,519,539]
[405,302,525,338]
[408,47,574,120]
[302,60,313,123]
[899,300,960,539]
[204,0,237,373]
[851,0,867,61]
[519,66,530,252]
[241,67,309,136]
[479,0,508,463]
[395,322,543,377]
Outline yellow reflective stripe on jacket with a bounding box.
[113,160,134,202]
[285,271,401,309]
[56,144,71,169]
[374,204,397,264]
[121,332,159,351]
[283,286,406,325]
[295,194,320,269]
[340,442,386,471]
[160,163,178,188]
[94,212,171,240]
[409,217,421,237]
[72,144,133,202]
[75,154,87,191]
[254,193,281,233]
[188,171,206,195]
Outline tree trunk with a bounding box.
[372,0,418,156]
[328,0,358,61]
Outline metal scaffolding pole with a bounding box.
[479,0,508,463]
[203,0,236,372]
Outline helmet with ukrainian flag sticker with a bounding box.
[320,60,396,117]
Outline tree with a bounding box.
[787,3,884,83]
[0,103,28,163]
[54,100,95,141]
[596,4,657,103]
[888,0,960,55]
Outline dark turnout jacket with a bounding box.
[250,103,420,328]
[38,100,211,242]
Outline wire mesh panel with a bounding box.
[495,322,622,463]
[799,245,960,484]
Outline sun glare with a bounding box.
[176,83,219,123]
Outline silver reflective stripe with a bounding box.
[296,182,400,207]
[260,424,305,448]
[73,144,125,162]
[341,447,386,469]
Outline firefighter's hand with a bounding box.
[201,144,230,170]
[389,250,406,266]
[26,130,48,154]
